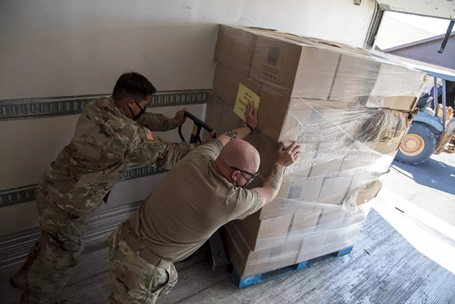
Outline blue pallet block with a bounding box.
[231,246,353,289]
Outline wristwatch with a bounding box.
[245,123,255,135]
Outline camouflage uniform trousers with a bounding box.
[107,225,178,304]
[21,192,88,304]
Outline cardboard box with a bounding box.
[218,101,244,133]
[377,110,411,143]
[257,86,329,142]
[214,25,236,67]
[225,222,302,277]
[212,64,262,109]
[288,177,324,203]
[358,109,412,154]
[342,211,367,226]
[212,26,427,275]
[297,231,328,262]
[286,209,322,243]
[205,95,244,135]
[257,86,350,143]
[250,34,340,98]
[282,142,319,181]
[367,63,427,111]
[296,217,365,263]
[247,174,341,219]
[339,150,391,176]
[214,25,269,76]
[328,53,381,102]
[215,25,426,111]
[246,129,319,178]
[245,130,279,176]
[327,53,426,111]
[308,157,344,178]
[354,180,383,205]
[256,85,292,141]
[346,171,385,199]
[320,222,363,252]
[365,96,417,112]
[309,37,372,57]
[233,212,293,251]
[204,95,223,136]
[246,175,321,219]
[315,207,347,230]
[214,25,254,76]
[328,53,426,112]
[260,195,317,220]
[317,175,353,205]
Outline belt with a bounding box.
[116,223,172,269]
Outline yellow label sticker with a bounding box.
[234,83,261,121]
[192,125,197,136]
[143,127,155,141]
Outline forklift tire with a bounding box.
[395,122,437,165]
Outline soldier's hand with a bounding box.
[175,108,187,127]
[245,101,258,130]
[204,130,217,144]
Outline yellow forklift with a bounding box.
[395,69,455,164]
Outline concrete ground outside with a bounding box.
[377,153,455,275]
[384,154,455,226]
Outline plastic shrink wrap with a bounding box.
[206,25,427,277]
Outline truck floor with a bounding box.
[1,209,454,304]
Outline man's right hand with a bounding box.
[215,101,258,147]
[245,101,258,130]
[276,142,300,167]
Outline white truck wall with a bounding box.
[0,0,375,236]
[0,0,375,99]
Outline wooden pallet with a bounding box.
[231,246,354,288]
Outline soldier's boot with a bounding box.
[10,255,36,289]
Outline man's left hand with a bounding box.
[175,108,187,127]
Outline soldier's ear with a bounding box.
[126,98,136,107]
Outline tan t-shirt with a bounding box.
[128,140,261,262]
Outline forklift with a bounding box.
[395,68,455,165]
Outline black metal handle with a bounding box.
[184,112,214,133]
[178,111,216,144]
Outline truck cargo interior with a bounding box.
[1,1,454,304]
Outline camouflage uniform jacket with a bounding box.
[38,97,194,216]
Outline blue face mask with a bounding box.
[128,100,146,121]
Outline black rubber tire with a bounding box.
[395,122,437,165]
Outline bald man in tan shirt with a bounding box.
[106,102,300,304]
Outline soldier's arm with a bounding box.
[136,112,177,131]
[122,126,196,169]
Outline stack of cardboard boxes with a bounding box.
[207,25,427,278]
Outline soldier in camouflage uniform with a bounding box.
[10,72,196,304]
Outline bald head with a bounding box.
[218,140,260,175]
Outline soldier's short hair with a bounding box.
[112,72,157,100]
